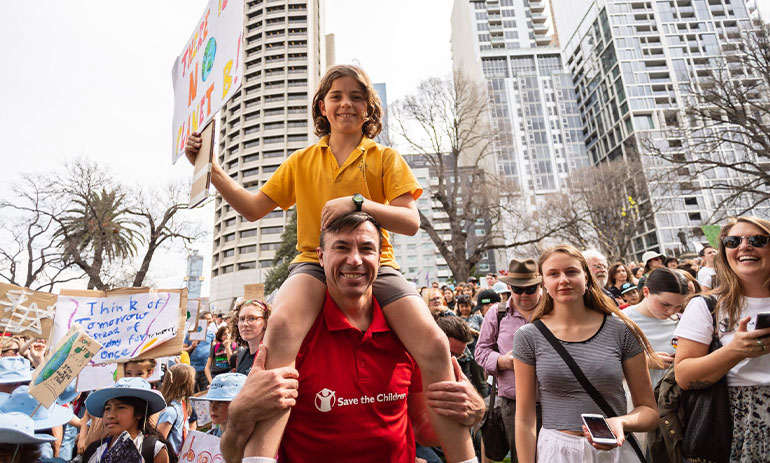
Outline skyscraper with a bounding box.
[373,82,390,145]
[552,0,765,258]
[209,0,324,312]
[451,0,591,262]
[184,250,204,300]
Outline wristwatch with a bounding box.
[352,193,364,212]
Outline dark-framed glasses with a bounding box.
[722,235,769,249]
[511,285,539,295]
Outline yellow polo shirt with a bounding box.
[260,136,422,268]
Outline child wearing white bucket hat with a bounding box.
[0,356,32,396]
[82,377,171,463]
[0,411,56,463]
[189,372,246,437]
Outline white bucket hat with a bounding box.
[0,412,56,444]
[0,385,73,430]
[190,373,246,402]
[0,357,32,384]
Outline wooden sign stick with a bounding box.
[189,121,216,208]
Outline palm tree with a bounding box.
[56,187,144,289]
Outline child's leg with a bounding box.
[376,269,475,462]
[243,268,327,458]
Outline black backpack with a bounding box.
[82,435,178,463]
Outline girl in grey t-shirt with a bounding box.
[512,245,660,463]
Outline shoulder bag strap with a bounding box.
[533,319,647,463]
[486,303,508,408]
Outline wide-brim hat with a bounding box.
[492,282,511,294]
[0,385,73,430]
[190,373,246,402]
[499,258,542,287]
[0,356,32,384]
[473,289,501,313]
[56,380,78,405]
[642,250,664,266]
[85,377,166,418]
[0,412,56,444]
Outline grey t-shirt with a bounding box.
[513,315,643,431]
[624,305,677,387]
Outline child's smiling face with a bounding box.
[319,76,368,136]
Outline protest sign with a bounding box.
[189,122,215,208]
[189,319,209,342]
[53,288,187,364]
[77,362,118,392]
[29,325,102,407]
[243,283,264,301]
[186,299,201,333]
[171,0,244,164]
[191,391,212,427]
[702,224,722,249]
[0,283,57,340]
[179,430,222,463]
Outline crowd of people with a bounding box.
[1,62,768,463]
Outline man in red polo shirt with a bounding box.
[229,212,481,463]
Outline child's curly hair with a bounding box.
[312,64,383,139]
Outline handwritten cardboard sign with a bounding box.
[76,362,118,392]
[179,430,222,463]
[52,288,187,364]
[29,325,102,407]
[186,299,201,333]
[243,284,264,301]
[0,283,57,340]
[171,0,244,163]
[188,319,209,342]
[191,391,212,427]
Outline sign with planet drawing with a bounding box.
[171,0,244,163]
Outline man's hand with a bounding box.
[425,357,485,427]
[496,351,515,371]
[221,346,299,463]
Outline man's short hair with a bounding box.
[436,316,474,344]
[319,212,383,251]
[698,245,714,257]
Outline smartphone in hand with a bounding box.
[756,312,770,339]
[581,413,617,446]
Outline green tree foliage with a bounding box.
[264,209,297,295]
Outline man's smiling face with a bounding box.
[318,221,380,299]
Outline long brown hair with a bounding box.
[710,216,770,332]
[159,364,194,405]
[229,299,270,347]
[311,64,383,139]
[533,244,660,366]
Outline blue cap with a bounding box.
[620,282,638,295]
[0,356,32,384]
[85,377,166,418]
[0,412,56,444]
[190,373,246,402]
[0,385,73,430]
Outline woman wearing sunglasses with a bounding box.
[675,216,770,462]
[230,299,271,375]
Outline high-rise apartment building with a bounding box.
[209,0,324,312]
[451,0,591,265]
[184,250,204,300]
[552,0,764,258]
[373,82,390,145]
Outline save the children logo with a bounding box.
[315,388,336,412]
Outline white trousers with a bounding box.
[536,428,638,463]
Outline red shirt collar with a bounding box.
[322,292,390,338]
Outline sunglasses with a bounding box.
[1,348,20,355]
[721,235,769,249]
[511,285,539,295]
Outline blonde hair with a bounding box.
[710,216,770,332]
[229,299,270,347]
[159,364,195,404]
[533,244,661,367]
[312,65,383,139]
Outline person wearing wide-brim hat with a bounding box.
[475,258,544,457]
[638,250,665,291]
[0,356,32,396]
[190,372,246,437]
[0,411,56,463]
[82,377,169,463]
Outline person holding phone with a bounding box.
[512,244,659,462]
[674,216,770,462]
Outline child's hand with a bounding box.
[185,132,202,165]
[321,196,357,229]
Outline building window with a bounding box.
[238,261,257,270]
[262,226,284,234]
[224,233,235,242]
[223,249,235,257]
[240,229,258,238]
[239,245,257,254]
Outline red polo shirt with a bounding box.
[278,293,421,463]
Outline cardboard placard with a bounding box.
[29,325,102,407]
[189,122,215,208]
[188,319,209,342]
[53,288,187,364]
[76,362,118,392]
[179,430,222,463]
[186,299,201,333]
[243,284,264,301]
[171,0,244,164]
[191,391,212,427]
[0,283,57,340]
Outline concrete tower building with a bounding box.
[451,0,591,263]
[209,0,324,312]
[552,0,764,258]
[184,250,204,300]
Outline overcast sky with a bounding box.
[0,1,452,294]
